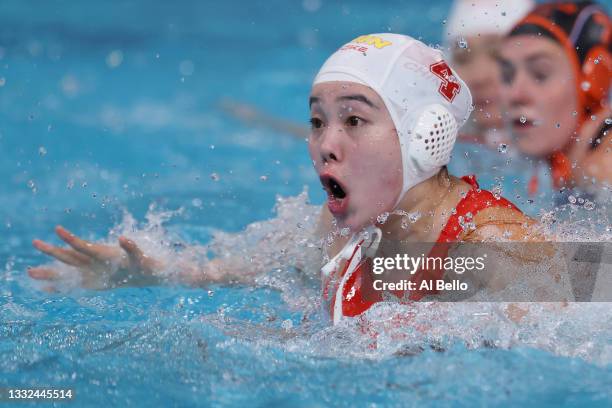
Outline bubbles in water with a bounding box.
[81,182,88,188]
[209,144,215,150]
[581,81,591,91]
[572,111,578,116]
[591,115,597,121]
[210,173,220,181]
[259,175,268,182]
[578,197,584,204]
[605,118,612,125]
[555,123,561,128]
[38,146,47,156]
[66,180,74,190]
[0,77,5,87]
[457,36,468,49]
[568,195,577,204]
[340,227,350,237]
[497,143,507,154]
[519,115,527,124]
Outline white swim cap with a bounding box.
[313,33,472,207]
[445,0,534,42]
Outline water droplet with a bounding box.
[584,200,595,210]
[591,115,597,121]
[568,195,576,204]
[66,179,74,190]
[555,123,561,128]
[105,50,123,68]
[581,81,591,91]
[377,212,389,224]
[519,115,527,124]
[340,227,350,237]
[259,175,268,181]
[179,60,195,76]
[605,118,612,125]
[192,198,203,208]
[210,173,220,181]
[38,146,47,156]
[209,144,215,150]
[497,143,507,154]
[408,211,421,223]
[442,19,447,25]
[82,182,88,188]
[281,319,293,331]
[572,111,578,116]
[27,180,35,189]
[457,37,468,49]
[207,290,214,297]
[578,197,585,204]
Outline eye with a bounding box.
[346,116,364,127]
[532,71,549,83]
[309,117,324,129]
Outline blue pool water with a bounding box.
[1,1,612,406]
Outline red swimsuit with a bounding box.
[321,175,520,324]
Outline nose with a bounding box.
[506,69,533,109]
[318,126,344,164]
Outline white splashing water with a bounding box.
[36,190,612,365]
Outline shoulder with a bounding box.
[463,206,543,242]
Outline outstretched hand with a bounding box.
[29,225,164,290]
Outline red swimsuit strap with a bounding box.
[436,175,520,243]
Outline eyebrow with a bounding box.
[525,52,555,64]
[308,94,379,109]
[337,94,379,109]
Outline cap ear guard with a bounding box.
[582,45,612,107]
[408,104,458,171]
[395,103,458,205]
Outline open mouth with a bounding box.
[512,117,536,131]
[320,175,349,215]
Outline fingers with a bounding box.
[54,225,102,258]
[28,267,61,281]
[32,239,91,266]
[119,236,161,273]
[118,236,148,268]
